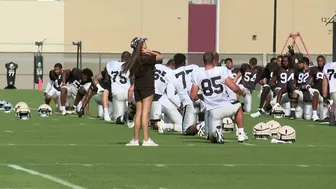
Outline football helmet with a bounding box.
[15,102,29,112]
[266,120,281,138]
[277,125,296,143]
[253,122,271,140]
[3,102,13,113]
[37,104,52,117]
[16,107,31,120]
[222,117,234,132]
[271,103,285,119]
[0,100,6,110]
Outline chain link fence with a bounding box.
[0,52,332,89]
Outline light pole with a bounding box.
[272,0,277,53]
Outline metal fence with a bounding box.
[0,52,333,89]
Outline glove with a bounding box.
[323,97,330,106]
[96,84,105,93]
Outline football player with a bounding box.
[190,52,247,143]
[322,61,336,125]
[173,53,202,135]
[251,56,281,118]
[59,68,83,115]
[106,51,131,124]
[152,59,183,133]
[44,63,63,109]
[77,68,112,119]
[269,55,296,118]
[233,57,263,112]
[71,68,94,113]
[225,58,241,101]
[311,55,329,122]
[290,57,320,121]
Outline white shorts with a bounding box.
[112,92,127,120]
[47,87,60,99]
[150,101,162,120]
[208,102,241,135]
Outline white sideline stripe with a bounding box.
[240,143,256,146]
[4,130,13,133]
[7,164,87,189]
[2,163,335,168]
[0,143,335,148]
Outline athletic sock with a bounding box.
[237,127,244,134]
[313,110,318,116]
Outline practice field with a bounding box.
[0,90,336,189]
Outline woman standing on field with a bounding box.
[122,37,163,146]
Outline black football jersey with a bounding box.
[239,64,263,91]
[274,67,296,88]
[295,68,313,90]
[310,66,324,92]
[49,70,63,91]
[230,67,240,78]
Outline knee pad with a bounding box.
[295,105,303,119]
[304,103,312,120]
[282,102,291,116]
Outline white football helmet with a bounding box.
[38,104,52,117]
[266,120,281,138]
[3,102,13,113]
[271,103,285,119]
[0,100,6,110]
[253,122,271,140]
[277,125,296,143]
[15,102,29,112]
[222,117,234,132]
[16,107,31,120]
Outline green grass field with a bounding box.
[0,89,336,189]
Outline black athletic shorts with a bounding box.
[134,87,154,101]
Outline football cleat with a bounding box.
[0,100,6,110]
[266,120,281,138]
[222,117,234,132]
[16,107,31,120]
[253,122,271,140]
[3,102,13,113]
[37,104,52,117]
[276,125,296,143]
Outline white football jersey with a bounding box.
[174,64,199,94]
[191,66,231,110]
[154,64,174,95]
[323,62,336,93]
[106,61,130,94]
[172,64,199,106]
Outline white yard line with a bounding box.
[7,164,87,189]
[2,163,335,168]
[0,143,334,148]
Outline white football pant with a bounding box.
[182,103,198,133]
[94,93,113,118]
[150,101,162,120]
[208,102,241,135]
[238,84,252,112]
[112,92,127,121]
